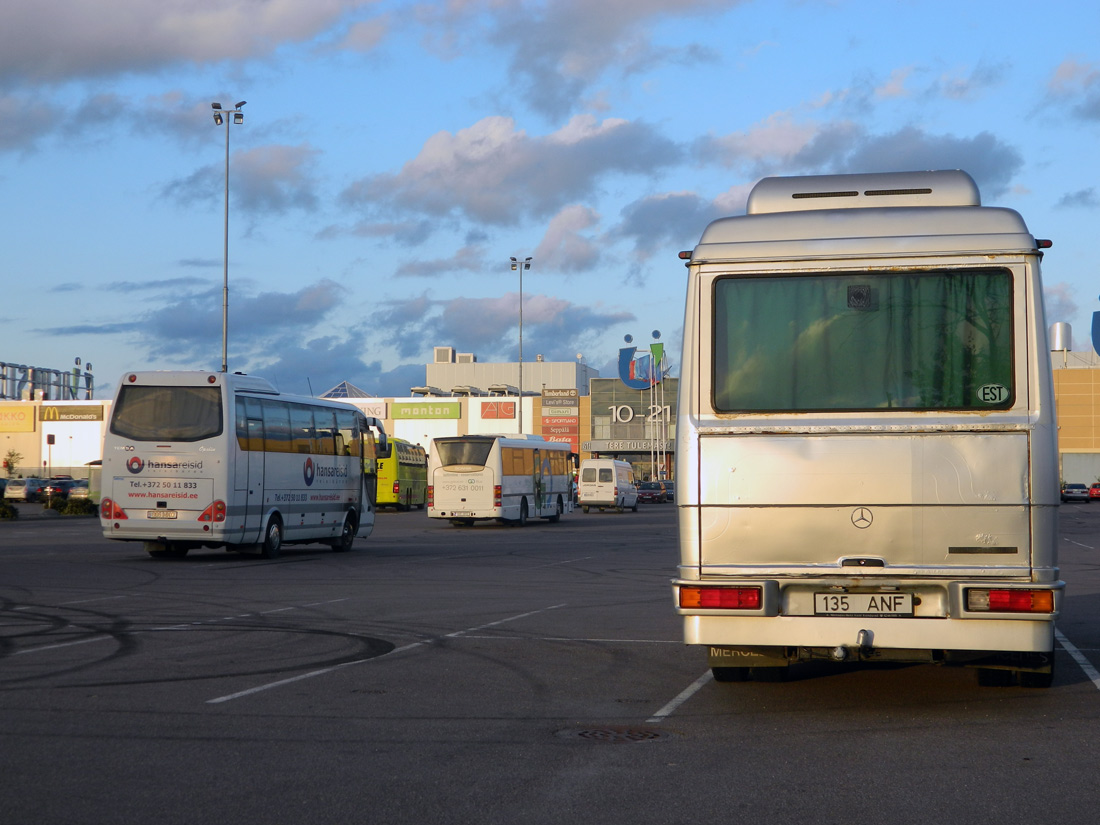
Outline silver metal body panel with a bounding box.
[674,171,1062,661]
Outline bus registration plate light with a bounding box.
[966,589,1055,613]
[679,586,762,610]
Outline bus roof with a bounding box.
[689,171,1038,263]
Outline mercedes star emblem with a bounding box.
[851,507,873,529]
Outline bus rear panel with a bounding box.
[673,171,1063,686]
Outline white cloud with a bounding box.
[534,205,601,272]
[341,114,681,230]
[1,0,378,84]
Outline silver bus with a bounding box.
[673,170,1063,687]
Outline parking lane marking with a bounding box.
[205,603,567,704]
[647,669,713,724]
[1056,629,1100,691]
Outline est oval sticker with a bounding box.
[977,383,1010,404]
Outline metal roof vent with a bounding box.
[747,170,981,214]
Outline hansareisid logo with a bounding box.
[303,457,348,486]
[125,457,203,475]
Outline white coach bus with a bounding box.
[673,170,1063,687]
[101,371,386,559]
[427,434,572,526]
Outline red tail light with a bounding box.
[967,589,1055,613]
[101,498,128,520]
[198,500,226,523]
[679,586,762,610]
[427,486,434,507]
[494,485,502,507]
[393,481,400,495]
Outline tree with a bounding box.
[4,449,23,478]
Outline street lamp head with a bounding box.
[211,102,222,110]
[235,100,247,109]
[233,112,244,124]
[212,112,224,126]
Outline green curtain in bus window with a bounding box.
[713,269,1014,412]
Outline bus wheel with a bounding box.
[582,506,589,514]
[976,668,1014,687]
[547,496,563,523]
[517,500,528,527]
[712,666,750,683]
[145,541,188,559]
[331,514,356,552]
[262,517,283,559]
[1019,666,1055,689]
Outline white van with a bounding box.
[673,170,1063,687]
[578,459,638,513]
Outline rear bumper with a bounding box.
[674,578,1064,653]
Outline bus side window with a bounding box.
[335,410,357,456]
[235,398,248,450]
[314,409,337,456]
[261,400,292,453]
[289,404,316,455]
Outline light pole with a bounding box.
[211,100,246,373]
[509,256,532,433]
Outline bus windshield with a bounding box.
[713,268,1014,412]
[110,385,223,441]
[434,438,494,468]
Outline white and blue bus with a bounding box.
[101,371,387,559]
[674,171,1063,687]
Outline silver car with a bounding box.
[1060,483,1089,503]
[3,478,44,502]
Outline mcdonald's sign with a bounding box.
[40,405,104,422]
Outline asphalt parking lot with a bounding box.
[3,502,1100,825]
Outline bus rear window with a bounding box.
[110,385,223,441]
[435,438,494,469]
[713,268,1014,412]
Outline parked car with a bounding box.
[4,478,45,502]
[637,481,667,503]
[1090,483,1100,502]
[41,479,77,500]
[67,480,91,500]
[1061,483,1089,502]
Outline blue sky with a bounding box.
[3,0,1098,398]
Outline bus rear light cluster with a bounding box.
[493,485,502,507]
[427,486,434,507]
[679,586,762,610]
[393,481,400,495]
[198,500,227,523]
[100,498,128,520]
[966,589,1054,613]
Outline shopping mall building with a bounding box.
[6,343,1100,487]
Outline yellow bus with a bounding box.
[376,437,427,510]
